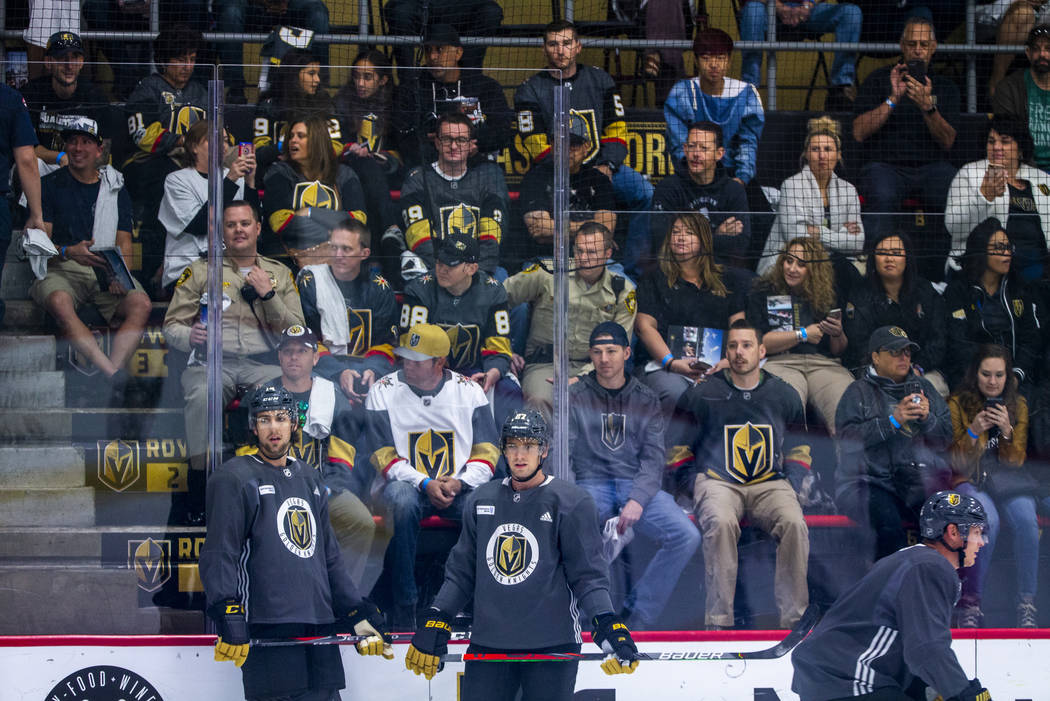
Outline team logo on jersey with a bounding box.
[347,308,373,356]
[724,422,774,482]
[44,665,164,701]
[1012,298,1024,317]
[358,113,380,152]
[440,203,481,237]
[443,323,481,368]
[128,537,171,592]
[486,523,540,585]
[570,108,600,163]
[173,105,206,135]
[293,181,340,210]
[409,429,455,478]
[601,412,627,451]
[277,497,317,557]
[290,432,320,469]
[98,439,141,492]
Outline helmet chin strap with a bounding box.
[938,525,969,568]
[511,464,543,484]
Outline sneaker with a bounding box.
[956,604,982,628]
[1018,597,1038,628]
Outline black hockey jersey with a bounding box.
[431,475,615,649]
[514,64,627,168]
[791,544,970,700]
[262,161,367,249]
[400,271,512,377]
[400,160,509,274]
[199,454,363,624]
[20,76,114,152]
[252,97,347,174]
[124,73,208,164]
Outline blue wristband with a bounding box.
[56,151,66,165]
[799,327,808,342]
[888,414,902,430]
[421,477,432,492]
[661,352,674,368]
[884,98,896,109]
[966,427,979,440]
[59,246,67,260]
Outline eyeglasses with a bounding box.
[988,243,1015,255]
[437,136,471,146]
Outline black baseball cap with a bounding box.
[868,325,920,355]
[278,325,318,350]
[437,233,479,266]
[46,31,84,57]
[423,23,462,47]
[589,321,630,348]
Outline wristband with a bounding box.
[884,98,896,109]
[799,327,808,342]
[660,352,674,369]
[420,477,432,492]
[59,246,67,260]
[967,427,979,440]
[56,151,66,165]
[888,414,902,430]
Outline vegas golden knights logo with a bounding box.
[347,308,373,356]
[291,431,321,469]
[173,105,206,135]
[570,108,600,162]
[277,497,317,557]
[409,429,455,478]
[293,181,341,210]
[444,323,480,368]
[1013,298,1024,317]
[128,537,171,592]
[439,203,480,237]
[723,422,774,483]
[601,412,626,451]
[358,113,380,152]
[485,523,540,585]
[98,439,141,492]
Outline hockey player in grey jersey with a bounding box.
[791,490,992,701]
[405,409,641,699]
[199,385,392,699]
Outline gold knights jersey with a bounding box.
[124,73,208,163]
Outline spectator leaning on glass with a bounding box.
[634,213,749,414]
[844,231,948,395]
[943,218,1041,388]
[746,236,853,432]
[835,326,953,561]
[946,116,1050,282]
[992,23,1050,173]
[947,344,1040,628]
[158,119,258,292]
[760,116,863,277]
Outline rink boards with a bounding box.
[3,632,1049,700]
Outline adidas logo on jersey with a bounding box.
[540,512,552,522]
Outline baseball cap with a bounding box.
[46,31,85,57]
[396,323,451,361]
[693,28,734,57]
[278,325,318,350]
[60,115,102,144]
[868,325,920,355]
[436,233,479,266]
[1026,23,1050,47]
[567,113,590,145]
[423,23,462,47]
[589,321,630,348]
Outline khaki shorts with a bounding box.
[30,258,146,323]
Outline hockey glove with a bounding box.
[405,608,451,680]
[343,600,394,659]
[950,679,992,701]
[591,612,640,675]
[208,599,250,667]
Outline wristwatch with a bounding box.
[924,104,938,115]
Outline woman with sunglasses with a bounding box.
[943,218,1040,388]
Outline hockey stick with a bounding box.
[251,631,470,648]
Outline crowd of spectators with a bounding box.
[6,11,1050,633]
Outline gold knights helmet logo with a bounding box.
[173,105,206,135]
[98,439,141,492]
[128,537,171,592]
[293,181,341,210]
[888,326,907,338]
[485,523,540,585]
[724,423,774,483]
[440,203,480,237]
[277,497,317,558]
[601,412,626,451]
[948,493,961,506]
[445,323,480,368]
[409,429,455,478]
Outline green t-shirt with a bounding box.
[1025,70,1050,170]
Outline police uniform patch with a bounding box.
[277,496,317,557]
[486,523,540,585]
[624,289,636,313]
[175,267,192,287]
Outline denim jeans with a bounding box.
[611,165,655,279]
[999,493,1050,597]
[953,483,1000,605]
[739,1,862,87]
[577,479,700,628]
[858,161,957,241]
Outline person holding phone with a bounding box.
[948,344,1045,627]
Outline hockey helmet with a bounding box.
[248,384,299,430]
[501,409,550,450]
[919,490,987,540]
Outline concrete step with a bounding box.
[0,525,206,560]
[1,300,46,330]
[0,487,95,526]
[0,334,54,372]
[0,408,185,441]
[0,371,64,408]
[1,256,35,301]
[0,445,84,488]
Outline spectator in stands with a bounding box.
[738,0,862,110]
[635,214,749,414]
[365,322,499,629]
[158,119,258,292]
[665,29,764,188]
[215,0,331,104]
[163,200,304,518]
[513,115,616,267]
[650,121,751,268]
[334,51,404,284]
[504,222,636,415]
[983,2,1050,99]
[516,20,653,277]
[20,31,113,176]
[399,234,521,424]
[668,319,811,629]
[124,26,207,288]
[947,344,1038,627]
[296,218,399,401]
[760,116,863,277]
[22,0,80,81]
[852,17,959,242]
[943,218,1040,388]
[747,236,853,432]
[262,115,368,268]
[835,325,953,560]
[569,321,699,631]
[30,116,150,397]
[946,116,1050,281]
[844,231,949,395]
[993,24,1050,172]
[383,0,502,76]
[0,82,43,326]
[394,24,513,169]
[399,113,510,276]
